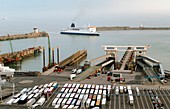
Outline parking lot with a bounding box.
[109,87,170,109]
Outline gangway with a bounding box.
[137,56,165,78]
[120,47,133,70]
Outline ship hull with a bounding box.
[60,31,99,36]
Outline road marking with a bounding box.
[158,89,169,109]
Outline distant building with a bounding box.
[33,27,39,33]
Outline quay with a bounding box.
[0,32,49,41]
[0,46,42,64]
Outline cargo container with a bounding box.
[52,98,59,106]
[68,84,72,88]
[33,86,38,90]
[18,94,28,104]
[20,88,27,94]
[68,105,75,109]
[102,98,106,109]
[87,84,91,89]
[70,93,76,98]
[33,89,39,93]
[27,94,34,100]
[115,88,119,95]
[56,93,62,98]
[79,84,84,89]
[136,87,140,96]
[66,98,73,105]
[32,103,40,109]
[26,98,36,107]
[77,89,82,93]
[73,106,79,109]
[120,86,124,94]
[65,93,71,98]
[95,85,99,90]
[43,84,48,88]
[73,88,78,93]
[98,90,102,95]
[84,84,87,89]
[62,105,69,109]
[63,83,68,88]
[96,100,101,108]
[74,93,79,99]
[92,85,95,89]
[48,83,53,88]
[61,98,68,107]
[129,95,134,105]
[79,94,84,99]
[94,90,98,95]
[61,93,66,98]
[86,98,91,108]
[81,89,86,94]
[47,87,54,95]
[33,93,40,100]
[7,98,15,105]
[54,104,60,108]
[52,83,58,89]
[97,95,101,100]
[13,93,22,99]
[38,85,43,89]
[100,85,103,89]
[44,88,49,94]
[86,89,90,94]
[60,88,65,93]
[37,97,46,106]
[92,95,97,101]
[71,99,77,105]
[75,99,81,106]
[90,89,94,94]
[75,84,80,88]
[69,88,74,93]
[39,88,45,95]
[57,98,63,106]
[127,85,131,90]
[90,100,95,108]
[27,88,32,93]
[88,94,93,99]
[72,83,76,88]
[12,97,20,104]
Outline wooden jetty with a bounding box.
[0,32,49,41]
[0,46,42,64]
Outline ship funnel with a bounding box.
[71,23,75,27]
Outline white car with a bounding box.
[76,69,82,74]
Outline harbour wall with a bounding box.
[0,32,49,41]
[97,26,170,31]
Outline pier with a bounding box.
[0,46,42,64]
[0,32,49,41]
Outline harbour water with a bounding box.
[0,30,170,72]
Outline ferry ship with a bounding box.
[60,23,99,36]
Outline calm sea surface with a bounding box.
[0,30,170,71]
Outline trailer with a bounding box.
[13,93,22,99]
[37,97,46,106]
[102,98,106,109]
[26,98,36,107]
[27,94,34,100]
[20,88,27,94]
[18,94,28,104]
[7,98,15,105]
[52,82,58,89]
[129,95,134,105]
[119,86,124,94]
[52,98,59,106]
[86,98,91,108]
[136,87,140,96]
[61,98,68,107]
[12,97,20,104]
[54,104,60,108]
[48,82,53,88]
[90,100,96,108]
[33,85,38,90]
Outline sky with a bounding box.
[0,0,170,34]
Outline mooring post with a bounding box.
[52,48,55,66]
[57,46,60,65]
[42,47,46,72]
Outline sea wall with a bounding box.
[96,26,170,31]
[0,31,49,41]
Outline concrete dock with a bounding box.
[0,32,49,41]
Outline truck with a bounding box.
[119,86,124,94]
[26,98,36,107]
[129,95,134,105]
[136,87,140,96]
[70,74,76,80]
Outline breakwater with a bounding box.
[0,32,49,41]
[0,46,42,64]
[97,26,170,31]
